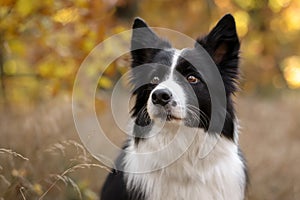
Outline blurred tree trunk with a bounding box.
[0,31,6,104]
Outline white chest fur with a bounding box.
[123,124,246,200]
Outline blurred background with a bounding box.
[0,0,299,199]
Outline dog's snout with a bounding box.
[152,89,172,106]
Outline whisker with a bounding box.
[186,104,209,127]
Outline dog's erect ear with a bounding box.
[196,14,240,93]
[132,17,150,29]
[196,14,240,65]
[131,18,171,68]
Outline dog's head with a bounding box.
[130,14,240,141]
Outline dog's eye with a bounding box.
[187,75,199,84]
[151,76,160,84]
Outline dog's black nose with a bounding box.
[152,89,172,106]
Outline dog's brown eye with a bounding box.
[151,76,160,84]
[187,75,199,84]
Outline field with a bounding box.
[0,92,299,200]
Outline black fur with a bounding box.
[101,144,145,200]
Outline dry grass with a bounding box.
[0,98,110,200]
[0,92,299,200]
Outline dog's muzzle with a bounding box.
[150,88,182,121]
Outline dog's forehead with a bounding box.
[151,48,200,79]
[174,48,204,75]
[150,49,176,78]
[153,49,175,66]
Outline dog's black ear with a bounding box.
[131,18,171,68]
[196,14,240,65]
[196,14,240,93]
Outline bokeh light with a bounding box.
[282,56,300,89]
[234,11,249,37]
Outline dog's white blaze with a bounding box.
[169,49,182,80]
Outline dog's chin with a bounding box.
[147,101,185,124]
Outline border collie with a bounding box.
[101,14,248,200]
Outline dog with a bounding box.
[101,14,248,200]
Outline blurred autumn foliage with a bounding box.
[1,1,300,199]
[1,0,300,108]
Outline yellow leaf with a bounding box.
[33,183,43,195]
[15,0,35,17]
[8,39,25,56]
[3,60,17,75]
[99,76,113,89]
[54,63,75,78]
[37,59,55,77]
[52,7,79,25]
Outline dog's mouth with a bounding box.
[153,106,183,121]
[166,113,182,121]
